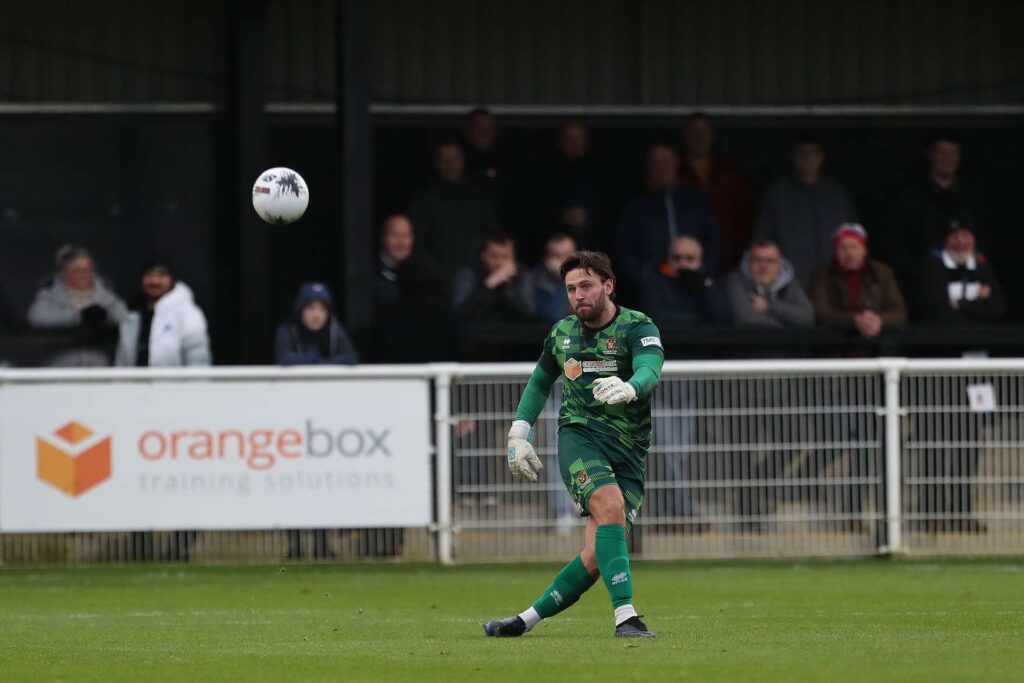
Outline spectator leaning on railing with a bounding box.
[724,239,814,330]
[919,221,1005,325]
[810,224,906,338]
[452,233,535,323]
[28,244,128,366]
[639,235,729,326]
[115,259,211,367]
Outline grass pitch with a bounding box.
[1,560,1022,682]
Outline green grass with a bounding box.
[1,560,1023,682]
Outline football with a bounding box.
[251,167,309,224]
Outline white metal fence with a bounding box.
[1,360,1023,565]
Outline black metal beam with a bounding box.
[336,0,373,339]
[223,0,270,364]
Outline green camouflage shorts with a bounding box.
[558,423,646,528]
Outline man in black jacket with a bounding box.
[372,214,451,362]
[918,221,1005,325]
[885,132,990,314]
[451,233,534,323]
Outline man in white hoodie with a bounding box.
[115,260,211,367]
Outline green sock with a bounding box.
[531,555,597,619]
[595,524,633,609]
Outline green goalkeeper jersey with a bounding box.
[520,306,664,452]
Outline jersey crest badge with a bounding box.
[577,470,588,487]
[605,336,617,353]
[564,358,582,381]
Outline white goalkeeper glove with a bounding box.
[592,377,638,405]
[507,420,543,482]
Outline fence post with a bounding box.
[433,369,454,565]
[883,364,903,554]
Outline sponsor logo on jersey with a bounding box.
[640,336,662,349]
[564,358,582,381]
[605,336,617,352]
[561,337,571,350]
[582,360,618,374]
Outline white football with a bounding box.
[252,167,309,224]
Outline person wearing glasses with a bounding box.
[723,239,813,330]
[638,235,728,325]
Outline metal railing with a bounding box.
[1,359,1023,565]
[440,359,1024,563]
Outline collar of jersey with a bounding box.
[577,304,620,336]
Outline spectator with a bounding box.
[919,221,1006,325]
[115,260,211,367]
[408,142,497,279]
[639,235,729,325]
[543,121,607,253]
[461,108,514,224]
[678,113,754,271]
[452,233,534,322]
[810,224,906,337]
[528,232,577,324]
[461,107,504,189]
[274,282,358,366]
[724,240,814,329]
[28,244,128,366]
[886,132,990,306]
[372,214,451,362]
[616,144,721,289]
[755,136,857,287]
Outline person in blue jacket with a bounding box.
[274,282,358,365]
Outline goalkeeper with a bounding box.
[483,251,663,639]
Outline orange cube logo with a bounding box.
[36,421,112,497]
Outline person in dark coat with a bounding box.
[884,131,990,312]
[918,221,1005,325]
[755,136,857,287]
[408,142,498,279]
[372,214,451,362]
[451,233,534,323]
[616,144,722,290]
[274,282,358,366]
[639,235,729,326]
[678,113,754,272]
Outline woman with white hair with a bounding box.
[27,244,128,366]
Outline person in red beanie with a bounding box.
[809,223,906,337]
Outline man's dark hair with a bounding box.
[481,232,515,250]
[546,231,576,247]
[793,133,823,151]
[465,107,493,122]
[749,238,780,252]
[683,111,710,128]
[559,250,616,286]
[435,140,463,156]
[927,129,961,149]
